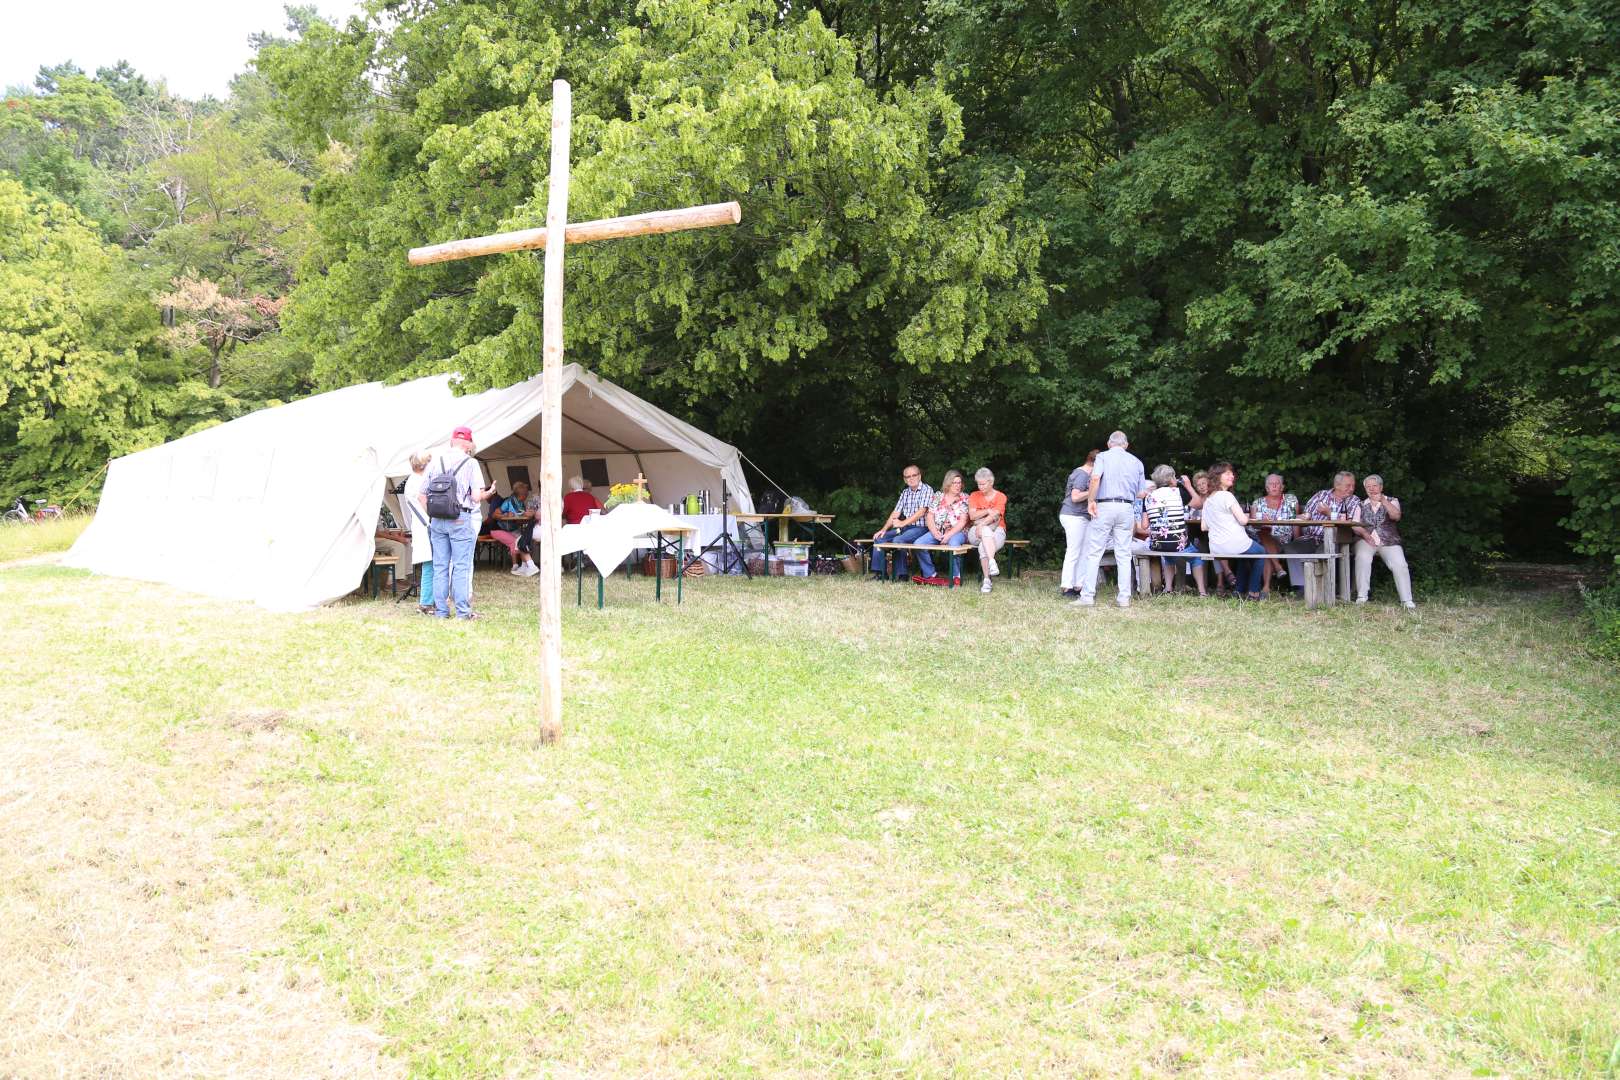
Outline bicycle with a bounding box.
[3,497,64,524]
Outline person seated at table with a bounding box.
[1135,466,1187,595]
[1354,474,1416,608]
[492,479,540,577]
[562,476,602,525]
[870,463,935,580]
[485,485,525,576]
[912,469,970,584]
[1203,462,1266,600]
[967,467,1009,594]
[1179,469,1216,597]
[1248,473,1299,599]
[1283,470,1368,594]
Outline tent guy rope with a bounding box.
[407,79,740,743]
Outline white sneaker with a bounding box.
[510,563,524,575]
[522,562,540,577]
[1116,598,1130,609]
[988,558,1000,577]
[1070,597,1094,607]
[980,578,992,594]
[1403,601,1416,609]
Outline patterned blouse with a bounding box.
[1248,493,1299,541]
[1356,497,1404,546]
[1299,489,1362,542]
[929,493,970,536]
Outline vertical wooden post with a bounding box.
[537,80,571,744]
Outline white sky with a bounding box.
[3,0,366,100]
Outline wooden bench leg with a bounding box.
[1136,556,1151,599]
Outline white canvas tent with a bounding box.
[66,364,752,611]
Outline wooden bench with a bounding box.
[365,554,400,599]
[1131,550,1340,608]
[872,542,975,586]
[871,539,1106,588]
[859,537,1033,578]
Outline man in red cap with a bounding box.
[424,425,498,619]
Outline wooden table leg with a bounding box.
[1323,528,1338,607]
[1338,528,1352,601]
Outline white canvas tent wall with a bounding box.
[66,364,752,611]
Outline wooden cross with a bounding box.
[407,80,740,743]
[631,472,649,501]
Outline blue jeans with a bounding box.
[1225,540,1265,596]
[913,530,966,579]
[871,524,929,575]
[429,512,478,618]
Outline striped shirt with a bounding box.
[892,483,936,521]
[1146,487,1187,549]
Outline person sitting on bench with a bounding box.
[912,469,970,584]
[870,464,934,580]
[493,479,540,577]
[1203,462,1266,601]
[967,467,1008,594]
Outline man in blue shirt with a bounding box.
[1074,430,1147,608]
[869,464,935,580]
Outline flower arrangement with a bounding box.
[602,482,648,511]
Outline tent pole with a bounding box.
[536,82,570,745]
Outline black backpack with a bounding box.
[425,456,471,520]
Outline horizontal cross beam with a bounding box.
[407,201,741,266]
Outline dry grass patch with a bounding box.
[0,716,400,1079]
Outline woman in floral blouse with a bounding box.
[1354,474,1415,608]
[1248,473,1299,598]
[913,469,971,583]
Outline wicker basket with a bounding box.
[640,554,678,578]
[682,557,706,578]
[840,554,864,574]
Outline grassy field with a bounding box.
[0,512,91,563]
[2,560,1617,1077]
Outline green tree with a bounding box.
[0,179,179,498]
[261,0,1045,478]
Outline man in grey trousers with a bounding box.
[1073,430,1146,609]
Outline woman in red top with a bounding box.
[561,476,603,524]
[967,467,1008,593]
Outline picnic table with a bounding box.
[1138,516,1357,607]
[574,524,697,608]
[733,512,835,545]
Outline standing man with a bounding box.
[426,426,498,620]
[1073,430,1146,608]
[869,464,934,580]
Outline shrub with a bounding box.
[1580,579,1620,661]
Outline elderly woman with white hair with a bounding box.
[1354,474,1415,608]
[401,450,436,614]
[967,467,1009,594]
[561,475,603,525]
[1248,472,1299,599]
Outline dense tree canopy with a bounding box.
[2,0,1617,572]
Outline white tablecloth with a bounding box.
[633,513,738,570]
